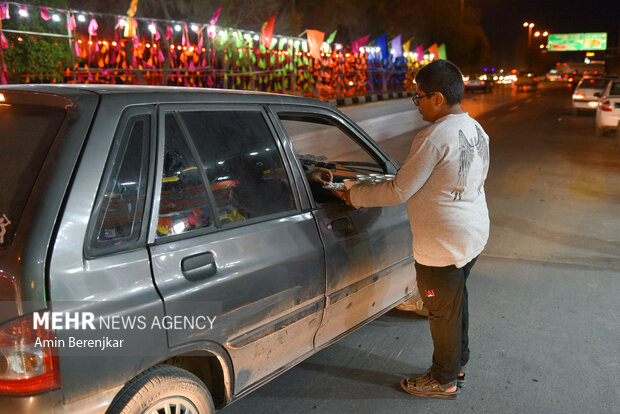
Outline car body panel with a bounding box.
[572,77,612,111]
[595,78,620,132]
[0,85,414,412]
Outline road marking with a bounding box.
[510,105,519,111]
[525,99,533,103]
[569,167,608,199]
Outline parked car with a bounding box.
[572,76,612,115]
[0,85,415,413]
[464,74,493,93]
[514,72,539,91]
[595,78,620,136]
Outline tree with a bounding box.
[3,0,73,82]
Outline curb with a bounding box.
[328,91,413,107]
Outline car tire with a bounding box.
[572,108,579,116]
[595,126,605,137]
[107,364,215,414]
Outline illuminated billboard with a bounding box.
[547,33,607,51]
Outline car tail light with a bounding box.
[0,314,61,395]
[600,100,612,112]
[573,93,586,100]
[481,81,486,85]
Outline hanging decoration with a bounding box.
[0,1,428,98]
[260,16,275,48]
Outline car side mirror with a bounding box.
[594,92,601,98]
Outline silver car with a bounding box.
[572,76,612,115]
[0,85,414,413]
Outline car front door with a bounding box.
[147,104,325,394]
[268,105,415,349]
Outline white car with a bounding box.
[595,78,620,136]
[572,76,612,115]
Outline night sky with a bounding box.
[469,0,618,66]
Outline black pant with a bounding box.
[415,256,478,385]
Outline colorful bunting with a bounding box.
[325,30,337,44]
[375,33,388,58]
[306,29,325,60]
[261,16,276,48]
[391,35,402,58]
[402,37,414,54]
[414,44,424,60]
[88,18,98,37]
[0,32,8,49]
[438,43,447,60]
[428,43,439,60]
[352,34,369,53]
[40,6,50,21]
[0,4,9,20]
[210,6,222,25]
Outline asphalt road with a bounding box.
[221,84,620,413]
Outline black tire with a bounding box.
[572,108,579,116]
[107,364,214,414]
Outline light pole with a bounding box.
[523,22,535,48]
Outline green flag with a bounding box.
[326,30,337,44]
[438,43,447,60]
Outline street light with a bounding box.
[523,22,535,47]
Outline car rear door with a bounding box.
[267,104,415,349]
[147,104,325,394]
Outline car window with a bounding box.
[179,110,295,222]
[578,79,609,89]
[157,114,214,238]
[0,103,65,248]
[610,82,620,96]
[86,114,150,255]
[278,113,383,203]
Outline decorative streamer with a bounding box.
[40,6,50,21]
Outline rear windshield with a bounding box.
[610,82,620,96]
[578,79,609,89]
[0,103,66,247]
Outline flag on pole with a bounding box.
[352,34,370,54]
[375,33,388,58]
[126,0,139,17]
[210,6,222,25]
[325,30,337,44]
[391,35,403,58]
[261,16,276,48]
[438,43,447,60]
[402,37,414,54]
[306,29,325,60]
[428,43,439,60]
[88,18,99,36]
[414,44,424,60]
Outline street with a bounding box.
[221,83,620,413]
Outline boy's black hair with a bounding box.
[415,60,465,105]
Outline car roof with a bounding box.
[0,84,334,109]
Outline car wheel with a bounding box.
[595,126,605,137]
[572,108,579,116]
[107,365,215,414]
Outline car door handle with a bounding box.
[328,217,352,233]
[181,252,217,282]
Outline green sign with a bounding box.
[548,33,607,51]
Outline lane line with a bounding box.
[510,105,519,111]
